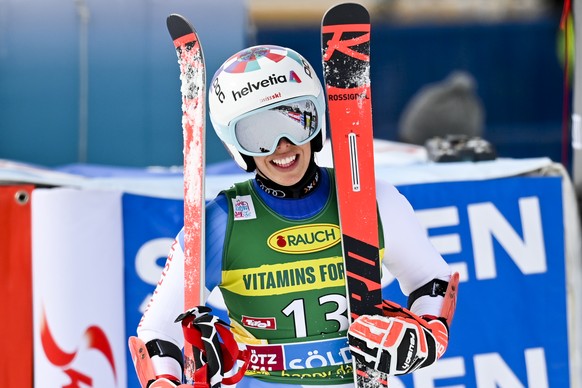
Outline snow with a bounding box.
[177,40,206,303]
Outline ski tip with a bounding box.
[166,13,195,41]
[322,2,369,25]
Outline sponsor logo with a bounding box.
[259,92,282,104]
[40,307,117,386]
[232,195,257,220]
[327,91,370,101]
[247,345,285,372]
[289,70,302,83]
[288,347,352,369]
[267,223,341,254]
[212,77,225,103]
[245,341,352,373]
[232,71,302,101]
[242,315,277,330]
[402,330,417,370]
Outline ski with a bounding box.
[321,3,387,387]
[166,14,206,386]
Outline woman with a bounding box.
[135,45,456,388]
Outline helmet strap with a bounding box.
[311,131,324,153]
[241,153,256,172]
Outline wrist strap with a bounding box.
[407,278,448,309]
[146,339,184,372]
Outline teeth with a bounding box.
[272,155,296,167]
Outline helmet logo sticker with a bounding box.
[232,73,288,102]
[259,92,283,104]
[221,46,303,74]
[212,77,226,103]
[289,70,302,83]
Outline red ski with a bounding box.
[322,3,387,387]
[167,14,206,385]
[129,14,208,388]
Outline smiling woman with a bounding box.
[135,43,454,388]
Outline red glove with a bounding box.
[176,306,250,387]
[347,300,449,376]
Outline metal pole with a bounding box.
[75,0,90,163]
[572,0,582,192]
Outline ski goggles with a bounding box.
[232,97,321,156]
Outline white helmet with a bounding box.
[209,45,326,172]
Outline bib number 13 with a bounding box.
[282,294,349,338]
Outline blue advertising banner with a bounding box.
[121,175,568,387]
[384,176,567,387]
[122,193,184,388]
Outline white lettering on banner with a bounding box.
[249,350,278,370]
[135,238,175,283]
[407,347,548,388]
[408,356,465,387]
[474,348,549,388]
[469,197,546,279]
[135,238,174,312]
[415,197,547,281]
[416,206,460,254]
[288,348,352,369]
[415,206,469,281]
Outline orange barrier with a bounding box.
[0,185,34,387]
